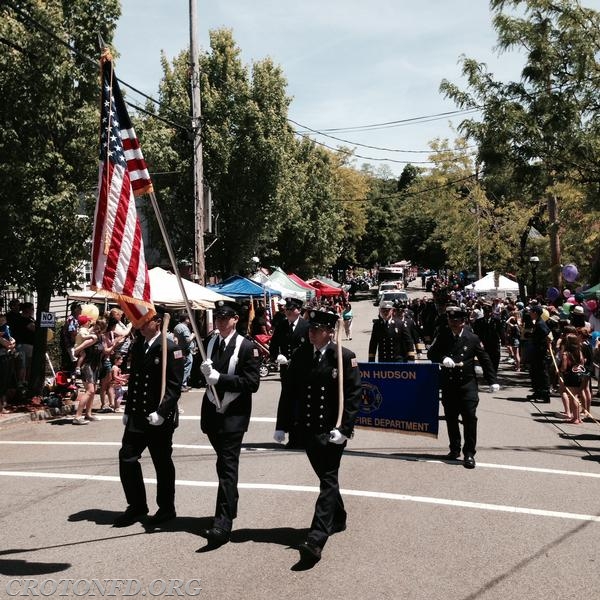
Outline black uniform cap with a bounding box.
[214,300,241,317]
[307,310,338,329]
[284,297,304,310]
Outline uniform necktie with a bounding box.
[143,341,149,353]
[289,321,295,335]
[218,338,226,359]
[313,350,321,366]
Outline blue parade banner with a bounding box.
[356,362,440,438]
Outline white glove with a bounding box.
[329,429,348,444]
[200,359,213,377]
[122,414,128,426]
[276,354,288,366]
[488,383,500,393]
[273,430,286,443]
[474,365,483,376]
[206,368,220,385]
[147,411,164,426]
[442,356,455,368]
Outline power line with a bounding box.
[301,108,482,134]
[294,131,438,165]
[288,117,477,154]
[3,0,190,128]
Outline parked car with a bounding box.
[374,290,409,307]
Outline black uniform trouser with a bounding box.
[119,423,175,513]
[304,435,347,549]
[441,386,479,456]
[529,353,550,397]
[207,431,245,532]
[486,345,501,374]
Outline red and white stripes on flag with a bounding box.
[91,50,155,327]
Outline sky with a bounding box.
[114,0,600,177]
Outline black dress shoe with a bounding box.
[199,527,230,546]
[146,508,176,527]
[445,450,461,460]
[331,521,347,534]
[298,541,322,563]
[113,507,148,527]
[463,455,476,469]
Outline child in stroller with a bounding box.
[249,333,277,377]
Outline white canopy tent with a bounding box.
[250,271,306,301]
[470,271,519,298]
[69,267,232,310]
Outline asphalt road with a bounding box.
[1,286,600,600]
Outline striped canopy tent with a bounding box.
[253,268,312,301]
[287,273,319,296]
[583,282,600,299]
[306,278,343,298]
[314,275,343,289]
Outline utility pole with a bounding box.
[547,185,561,289]
[189,0,206,284]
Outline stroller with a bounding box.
[44,370,78,407]
[248,334,277,378]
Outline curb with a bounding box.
[0,404,77,428]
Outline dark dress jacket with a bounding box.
[427,327,497,393]
[368,317,414,362]
[201,332,261,434]
[269,317,310,362]
[276,341,362,439]
[125,334,184,430]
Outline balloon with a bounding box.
[586,300,597,312]
[567,296,577,304]
[81,303,99,321]
[562,289,571,298]
[562,264,579,283]
[546,287,560,301]
[541,308,549,321]
[561,303,571,314]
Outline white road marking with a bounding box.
[90,415,276,422]
[0,470,599,523]
[0,441,266,452]
[1,441,599,480]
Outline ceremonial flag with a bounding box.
[91,50,155,327]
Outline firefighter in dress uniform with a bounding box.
[198,300,261,547]
[114,310,184,527]
[427,306,499,469]
[274,310,362,563]
[269,297,310,370]
[271,297,311,448]
[368,300,415,362]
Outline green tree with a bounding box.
[440,0,600,288]
[0,0,120,394]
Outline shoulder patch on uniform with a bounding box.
[351,358,358,368]
[173,350,183,360]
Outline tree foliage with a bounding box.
[0,0,120,393]
[440,0,600,284]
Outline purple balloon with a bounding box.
[562,264,578,283]
[546,287,560,301]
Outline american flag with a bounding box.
[91,50,155,327]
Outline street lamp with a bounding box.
[529,256,540,300]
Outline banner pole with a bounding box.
[148,190,220,408]
[335,316,344,428]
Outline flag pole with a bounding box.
[147,190,220,409]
